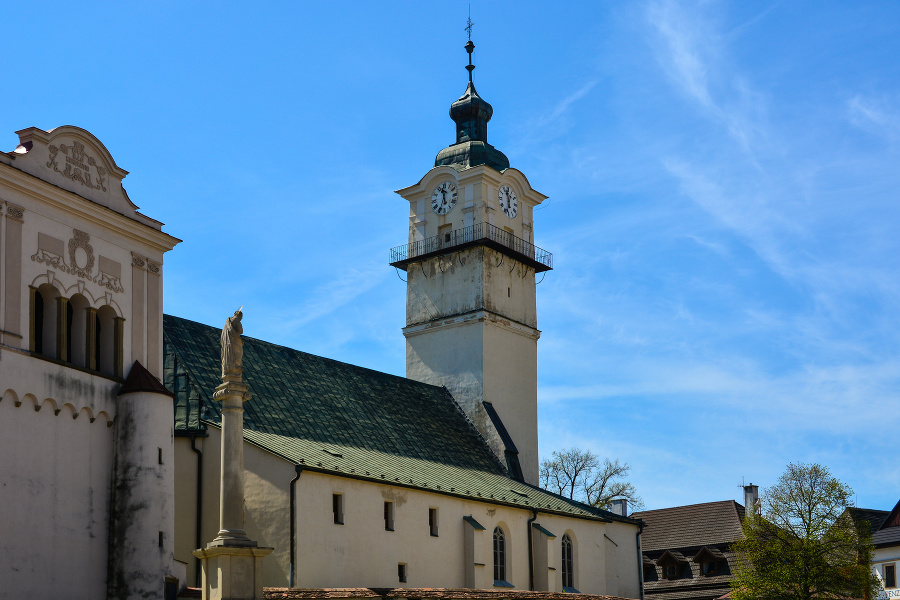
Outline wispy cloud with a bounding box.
[272,265,387,332]
[848,95,900,143]
[645,0,770,161]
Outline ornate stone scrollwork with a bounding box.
[31,228,125,293]
[131,254,146,269]
[68,230,95,278]
[147,261,161,276]
[6,204,24,222]
[47,141,108,192]
[94,272,125,294]
[31,248,67,271]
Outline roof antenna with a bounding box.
[465,6,475,84]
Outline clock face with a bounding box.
[498,185,518,218]
[431,182,458,215]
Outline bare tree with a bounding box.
[540,448,643,512]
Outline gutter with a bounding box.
[289,465,304,588]
[527,509,538,591]
[636,520,645,600]
[189,433,203,587]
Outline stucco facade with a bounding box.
[174,427,642,597]
[0,126,180,599]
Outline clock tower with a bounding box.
[390,39,552,485]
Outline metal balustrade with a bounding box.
[389,223,553,272]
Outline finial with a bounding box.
[465,9,475,84]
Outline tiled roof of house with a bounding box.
[632,501,745,552]
[847,508,888,534]
[873,499,900,547]
[163,314,638,524]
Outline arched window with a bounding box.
[33,288,45,355]
[561,534,575,590]
[33,284,60,359]
[68,294,90,368]
[493,526,506,584]
[97,305,118,377]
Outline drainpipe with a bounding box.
[189,434,203,587]
[527,509,538,591]
[636,520,645,600]
[289,465,304,588]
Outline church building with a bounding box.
[0,38,643,600]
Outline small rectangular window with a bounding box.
[429,507,439,537]
[398,563,407,583]
[158,531,164,548]
[333,493,344,525]
[886,564,897,588]
[384,501,394,531]
[158,447,163,465]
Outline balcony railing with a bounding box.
[389,223,553,273]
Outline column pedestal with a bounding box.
[193,546,273,600]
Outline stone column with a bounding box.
[194,311,272,600]
[210,374,253,547]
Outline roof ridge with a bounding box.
[164,314,449,395]
[633,499,741,514]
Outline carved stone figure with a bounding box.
[221,309,244,378]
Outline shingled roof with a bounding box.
[633,501,745,551]
[163,314,638,523]
[633,501,745,600]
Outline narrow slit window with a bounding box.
[333,493,344,525]
[398,563,407,583]
[428,507,438,537]
[384,501,394,531]
[158,531,164,548]
[158,447,163,465]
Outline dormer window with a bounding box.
[656,550,689,580]
[693,546,727,577]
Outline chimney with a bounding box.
[610,498,628,517]
[743,484,759,514]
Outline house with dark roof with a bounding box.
[631,487,757,600]
[859,499,900,599]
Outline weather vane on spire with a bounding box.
[464,6,476,83]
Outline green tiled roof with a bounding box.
[163,314,636,523]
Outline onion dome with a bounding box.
[435,40,510,172]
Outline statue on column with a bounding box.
[221,308,244,378]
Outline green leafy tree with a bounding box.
[539,448,643,511]
[731,462,879,600]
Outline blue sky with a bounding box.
[4,2,899,512]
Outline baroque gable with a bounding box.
[2,125,161,229]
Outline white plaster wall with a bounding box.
[108,389,176,600]
[0,380,114,599]
[174,430,641,596]
[874,546,900,600]
[175,430,296,588]
[483,320,539,483]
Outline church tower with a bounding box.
[391,38,552,485]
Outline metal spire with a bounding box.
[465,8,475,84]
